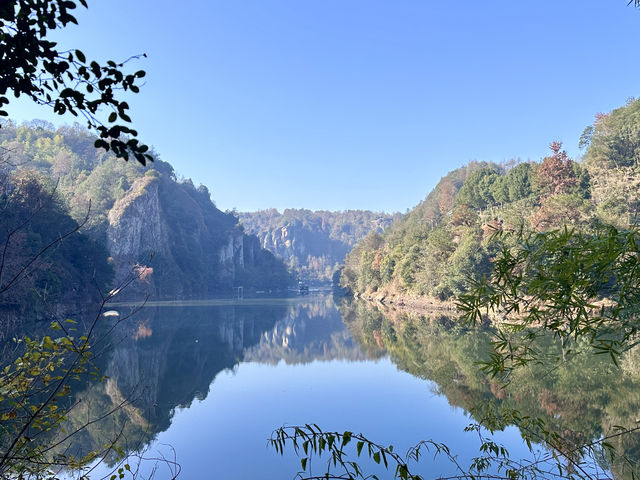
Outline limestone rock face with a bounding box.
[107,176,170,260]
[215,230,245,286]
[238,209,398,284]
[105,175,289,298]
[272,225,306,259]
[218,231,244,268]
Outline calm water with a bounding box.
[53,295,639,479]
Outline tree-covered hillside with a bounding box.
[341,98,640,300]
[0,120,291,301]
[0,168,113,318]
[238,209,399,284]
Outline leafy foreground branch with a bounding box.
[271,419,638,480]
[271,424,455,480]
[457,226,640,380]
[0,0,152,164]
[0,268,180,480]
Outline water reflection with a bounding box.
[38,295,640,479]
[65,301,290,459]
[339,298,640,479]
[61,296,375,465]
[243,298,379,365]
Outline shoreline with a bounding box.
[353,291,459,314]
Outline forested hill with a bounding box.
[238,209,399,284]
[341,97,640,301]
[0,120,291,305]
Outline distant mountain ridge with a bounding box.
[238,208,400,284]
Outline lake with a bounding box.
[49,294,640,479]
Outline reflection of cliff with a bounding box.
[243,297,379,365]
[60,297,377,462]
[114,306,284,418]
[60,303,288,459]
[340,299,640,479]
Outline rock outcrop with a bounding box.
[107,176,170,262]
[238,209,399,284]
[106,174,290,298]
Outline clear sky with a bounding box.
[6,0,640,213]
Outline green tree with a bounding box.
[503,163,533,203]
[585,100,640,169]
[456,168,501,210]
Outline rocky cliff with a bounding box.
[107,176,170,261]
[106,173,290,298]
[238,209,399,284]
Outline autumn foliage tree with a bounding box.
[535,142,577,198]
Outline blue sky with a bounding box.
[7,0,640,213]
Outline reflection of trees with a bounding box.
[339,299,640,478]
